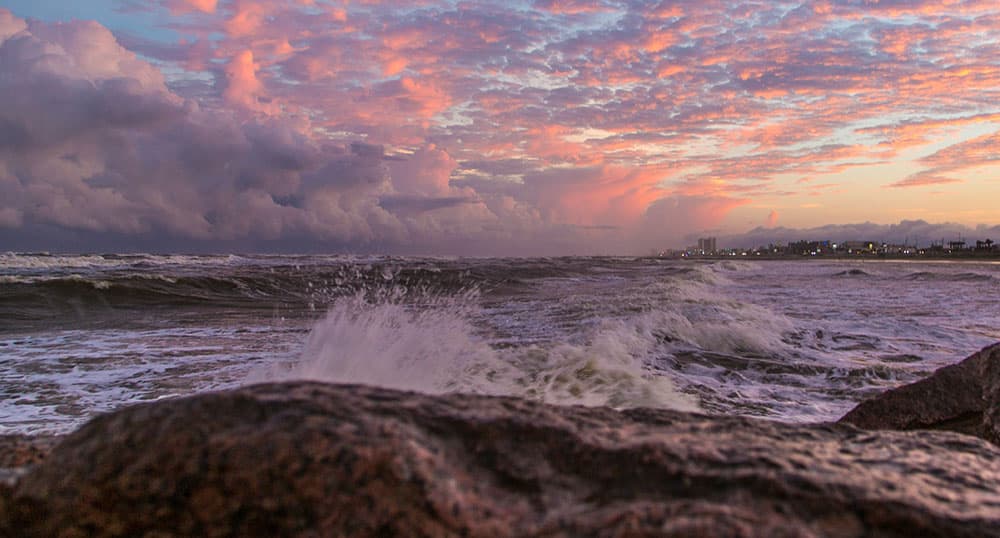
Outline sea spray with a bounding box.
[261,289,503,394]
[511,315,699,410]
[255,289,699,411]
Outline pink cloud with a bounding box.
[765,210,779,227]
[0,8,26,40]
[222,49,275,113]
[166,0,218,14]
[6,1,1000,252]
[388,145,457,197]
[886,174,963,189]
[534,0,614,15]
[637,194,749,248]
[223,1,270,37]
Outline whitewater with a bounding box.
[1,253,998,434]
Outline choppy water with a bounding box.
[1,253,998,434]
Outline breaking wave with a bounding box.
[904,270,995,282]
[252,290,699,411]
[832,268,873,277]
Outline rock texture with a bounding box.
[840,342,1000,444]
[985,344,1000,445]
[3,382,1000,537]
[0,435,58,469]
[0,434,59,487]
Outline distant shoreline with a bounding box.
[655,253,1000,262]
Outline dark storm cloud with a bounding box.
[378,194,480,215]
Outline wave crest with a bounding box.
[252,290,699,411]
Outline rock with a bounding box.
[839,343,1000,443]
[984,346,1000,445]
[0,434,60,487]
[4,382,1000,537]
[0,435,58,470]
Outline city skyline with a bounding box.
[680,234,999,256]
[2,1,1000,255]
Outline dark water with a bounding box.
[2,253,999,434]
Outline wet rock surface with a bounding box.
[0,434,60,487]
[840,343,1000,443]
[3,381,1000,537]
[0,434,58,470]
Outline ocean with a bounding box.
[1,253,998,435]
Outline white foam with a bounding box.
[709,260,761,272]
[253,291,699,411]
[259,292,498,393]
[0,252,251,272]
[515,316,699,410]
[0,325,301,435]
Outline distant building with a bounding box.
[697,237,717,253]
[842,240,874,254]
[948,240,967,251]
[787,240,831,255]
[882,244,913,255]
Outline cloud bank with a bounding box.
[2,2,1000,254]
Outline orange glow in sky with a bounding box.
[1,1,1000,253]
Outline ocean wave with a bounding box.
[6,256,1000,437]
[1,257,749,312]
[0,264,530,311]
[832,268,873,277]
[903,270,995,282]
[248,262,809,414]
[707,260,761,272]
[1,273,303,306]
[660,265,730,286]
[251,291,699,411]
[0,252,250,272]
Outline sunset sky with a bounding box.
[2,0,1000,254]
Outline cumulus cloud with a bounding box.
[222,49,273,113]
[765,210,780,227]
[4,0,1000,254]
[0,13,414,247]
[0,10,694,254]
[0,9,27,41]
[636,194,749,250]
[387,145,457,197]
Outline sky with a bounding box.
[2,0,1000,254]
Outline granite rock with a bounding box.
[0,434,60,488]
[0,434,58,470]
[840,343,1000,443]
[2,381,1000,537]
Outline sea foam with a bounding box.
[253,290,699,411]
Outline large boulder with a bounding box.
[840,343,1000,444]
[3,382,1000,536]
[0,434,59,490]
[0,435,58,471]
[985,345,1000,445]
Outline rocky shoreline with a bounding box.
[839,342,1000,444]
[2,344,999,536]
